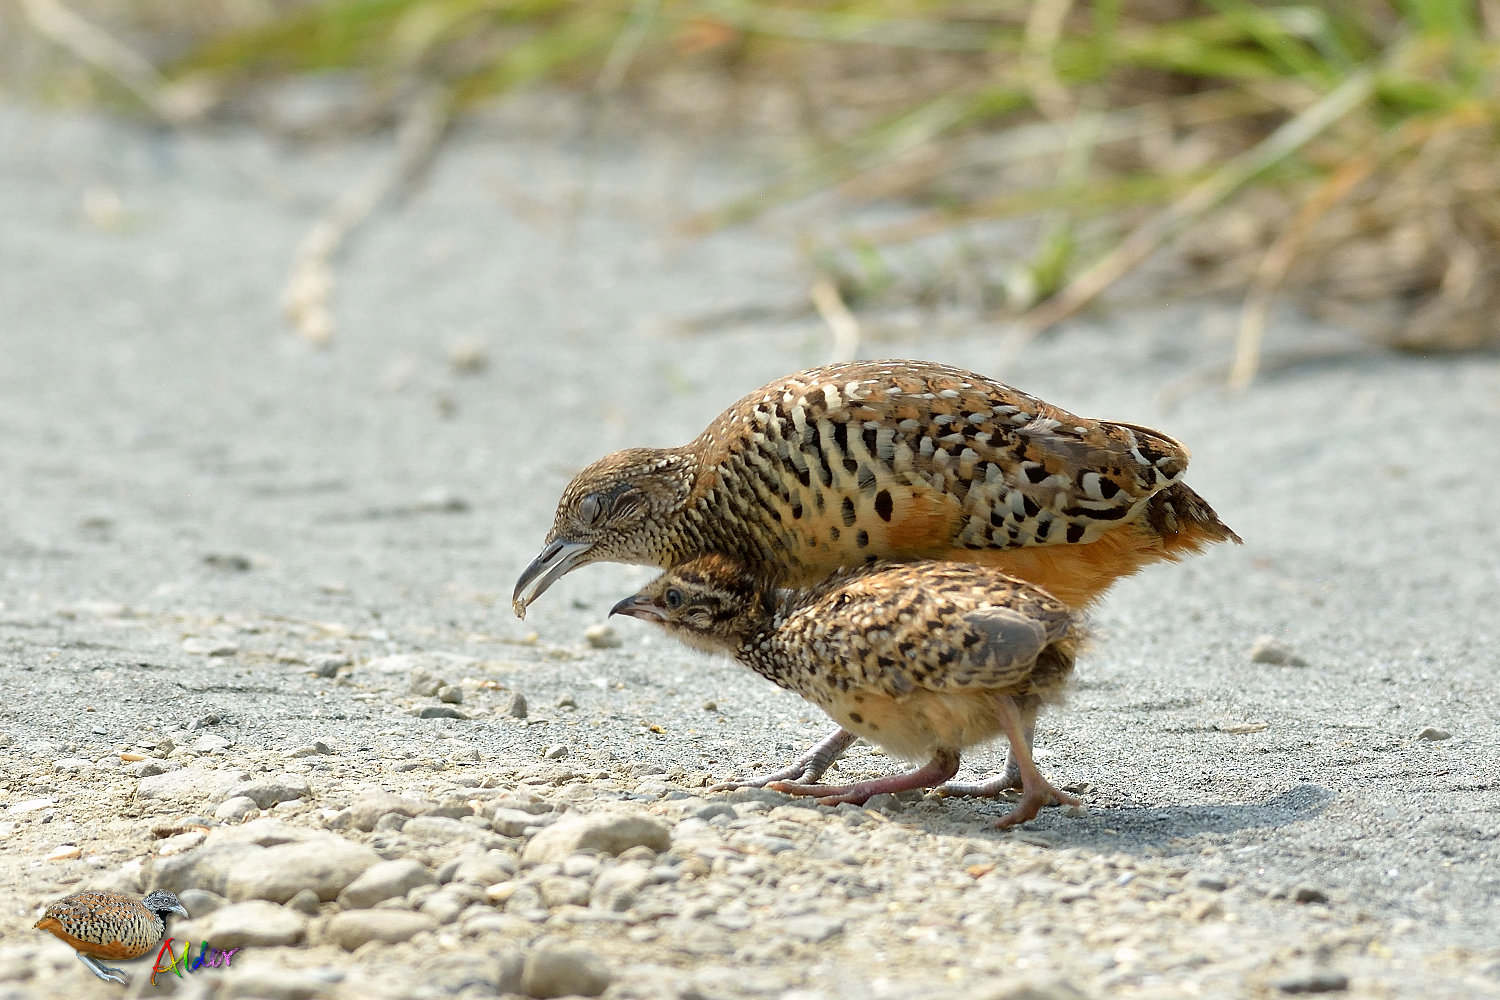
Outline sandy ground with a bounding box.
[1,100,1498,999]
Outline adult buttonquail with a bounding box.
[34,889,188,983]
[516,359,1239,788]
[612,555,1083,828]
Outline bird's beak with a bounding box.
[512,539,594,618]
[609,593,664,624]
[168,904,189,919]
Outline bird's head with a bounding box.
[608,555,770,654]
[141,890,189,920]
[513,448,697,617]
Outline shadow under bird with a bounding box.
[34,889,188,984]
[515,359,1240,785]
[612,555,1084,828]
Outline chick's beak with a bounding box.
[512,539,594,618]
[609,594,664,624]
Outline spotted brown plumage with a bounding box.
[514,359,1239,790]
[611,555,1084,828]
[34,889,187,984]
[514,359,1239,615]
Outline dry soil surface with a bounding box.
[1,101,1498,1000]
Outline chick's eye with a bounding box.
[664,588,683,609]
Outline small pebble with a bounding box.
[521,944,612,999]
[185,900,307,948]
[228,775,311,809]
[1292,885,1330,905]
[374,813,408,832]
[1212,719,1270,735]
[1276,970,1349,994]
[1418,727,1451,741]
[561,854,598,878]
[410,670,447,697]
[590,862,651,912]
[182,637,239,657]
[492,808,547,838]
[584,624,621,649]
[310,655,348,678]
[218,836,382,903]
[338,859,435,910]
[327,793,431,832]
[192,733,233,752]
[417,487,469,513]
[694,804,736,822]
[137,766,249,801]
[450,853,516,886]
[1249,635,1308,666]
[419,889,469,924]
[325,911,436,950]
[537,876,590,908]
[81,185,125,229]
[981,982,1091,1000]
[543,744,569,761]
[417,706,468,720]
[782,915,845,943]
[448,338,489,374]
[286,888,322,915]
[523,813,671,863]
[503,693,529,719]
[178,889,227,918]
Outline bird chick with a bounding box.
[35,889,188,984]
[515,359,1239,617]
[611,555,1084,828]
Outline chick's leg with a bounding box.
[937,698,1039,796]
[768,748,960,806]
[936,726,1030,796]
[710,728,857,792]
[991,696,1079,828]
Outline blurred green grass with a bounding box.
[15,1,1500,361]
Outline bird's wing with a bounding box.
[698,360,1190,559]
[794,563,1076,697]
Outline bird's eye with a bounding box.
[664,588,683,609]
[577,494,605,525]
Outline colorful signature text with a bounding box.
[151,938,240,985]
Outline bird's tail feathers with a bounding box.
[1145,482,1242,556]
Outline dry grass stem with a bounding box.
[20,0,178,120]
[811,276,861,364]
[283,86,451,346]
[1022,68,1378,334]
[1229,154,1377,391]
